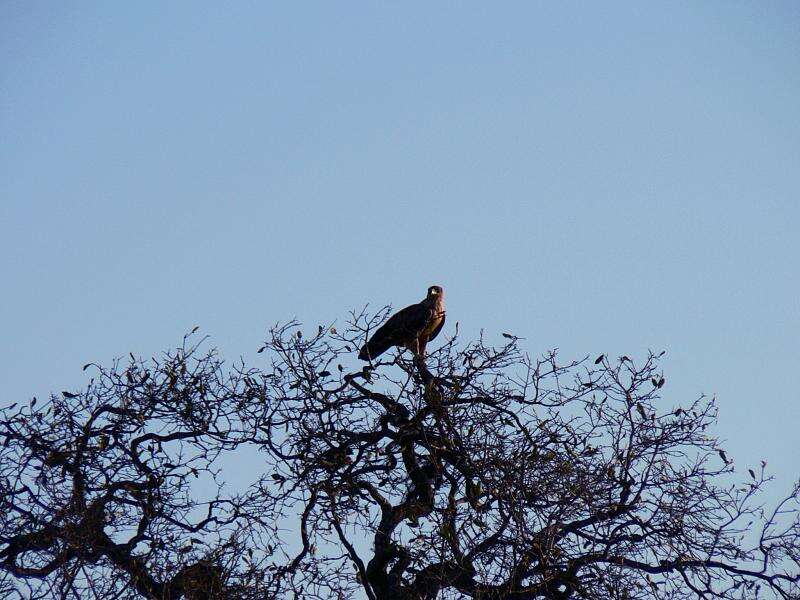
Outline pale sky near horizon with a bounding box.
[2,0,799,516]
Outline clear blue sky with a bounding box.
[2,2,798,505]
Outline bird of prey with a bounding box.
[358,285,446,361]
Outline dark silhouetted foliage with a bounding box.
[2,311,798,599]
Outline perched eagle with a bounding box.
[358,285,446,361]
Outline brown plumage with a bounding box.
[358,286,446,361]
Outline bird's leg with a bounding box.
[412,340,435,386]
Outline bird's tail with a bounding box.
[358,337,392,362]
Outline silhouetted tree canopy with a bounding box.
[2,309,798,599]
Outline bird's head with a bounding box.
[427,285,444,298]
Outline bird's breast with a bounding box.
[420,303,445,337]
[423,314,444,335]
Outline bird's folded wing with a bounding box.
[360,303,430,360]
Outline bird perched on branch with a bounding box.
[358,285,446,361]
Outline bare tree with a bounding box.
[2,312,798,599]
[0,335,278,599]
